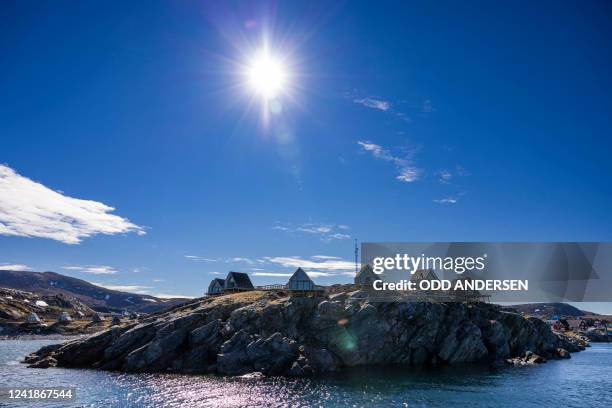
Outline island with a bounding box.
[23,288,586,375]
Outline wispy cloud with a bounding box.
[311,255,342,260]
[209,271,222,275]
[353,97,391,111]
[251,272,293,277]
[350,92,412,122]
[63,265,118,274]
[396,167,421,182]
[90,280,193,299]
[264,256,354,272]
[153,293,195,299]
[0,164,144,244]
[227,257,256,265]
[433,197,458,205]
[91,282,152,293]
[358,141,421,183]
[152,278,165,282]
[185,255,217,262]
[435,169,453,184]
[435,166,470,185]
[0,263,32,271]
[272,222,351,241]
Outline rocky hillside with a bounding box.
[506,303,591,317]
[0,286,107,336]
[0,287,94,321]
[0,270,188,313]
[24,290,585,375]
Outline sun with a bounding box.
[246,50,288,99]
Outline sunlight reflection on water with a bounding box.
[1,339,611,407]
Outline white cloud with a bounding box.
[0,164,144,244]
[227,257,256,265]
[251,272,293,277]
[209,271,222,275]
[154,293,195,299]
[436,169,453,184]
[358,141,421,183]
[152,278,165,282]
[354,98,391,111]
[311,255,342,260]
[433,197,458,204]
[185,255,217,262]
[91,282,152,293]
[0,263,32,271]
[63,265,118,274]
[396,167,421,183]
[264,256,354,272]
[272,222,351,241]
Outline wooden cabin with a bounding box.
[354,264,378,288]
[450,276,490,303]
[288,267,314,290]
[224,271,254,292]
[207,278,226,295]
[410,268,439,284]
[287,268,324,297]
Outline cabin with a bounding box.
[92,313,105,323]
[288,268,314,290]
[410,268,439,284]
[354,264,378,288]
[224,271,254,292]
[286,268,324,297]
[450,276,490,303]
[207,278,226,295]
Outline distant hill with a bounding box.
[505,303,593,317]
[0,270,189,313]
[0,286,95,321]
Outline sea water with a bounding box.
[0,339,610,407]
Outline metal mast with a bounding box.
[354,239,359,275]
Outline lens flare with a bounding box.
[246,50,288,99]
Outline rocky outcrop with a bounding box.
[23,291,584,376]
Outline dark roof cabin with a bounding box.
[224,272,254,291]
[354,264,379,287]
[410,268,439,283]
[207,278,225,295]
[287,267,314,291]
[450,276,490,303]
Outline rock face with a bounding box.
[23,291,585,376]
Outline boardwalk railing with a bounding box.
[256,284,287,290]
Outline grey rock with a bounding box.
[23,291,585,377]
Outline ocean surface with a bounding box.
[0,339,611,407]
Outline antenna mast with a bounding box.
[354,238,359,275]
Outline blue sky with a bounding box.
[1,1,612,310]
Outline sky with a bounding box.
[1,1,612,311]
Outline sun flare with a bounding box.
[246,50,288,99]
